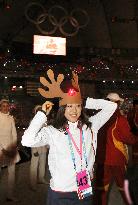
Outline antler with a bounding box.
[71,71,80,91]
[38,69,65,99]
[38,69,82,106]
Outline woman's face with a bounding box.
[64,104,82,122]
[0,102,10,114]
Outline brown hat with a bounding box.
[38,69,82,106]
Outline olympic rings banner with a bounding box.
[33,35,66,55]
[25,3,89,37]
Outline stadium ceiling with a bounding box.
[0,0,138,66]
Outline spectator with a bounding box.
[94,93,138,205]
[0,99,20,202]
[30,105,49,191]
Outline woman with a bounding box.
[21,69,117,205]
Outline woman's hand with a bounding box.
[42,101,54,115]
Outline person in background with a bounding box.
[0,99,20,202]
[30,105,49,191]
[94,93,138,205]
[21,69,117,205]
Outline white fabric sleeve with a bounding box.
[85,98,117,130]
[21,111,50,147]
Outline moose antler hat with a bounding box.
[38,69,82,106]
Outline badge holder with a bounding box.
[76,169,92,200]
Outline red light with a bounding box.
[68,88,76,96]
[11,85,16,91]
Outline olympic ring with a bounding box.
[71,9,89,28]
[36,13,58,35]
[59,16,79,37]
[25,3,89,37]
[48,5,68,26]
[25,2,46,25]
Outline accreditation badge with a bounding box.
[76,169,92,200]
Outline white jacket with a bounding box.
[22,98,117,192]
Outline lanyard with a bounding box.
[66,127,82,160]
[66,127,88,171]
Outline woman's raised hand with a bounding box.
[42,101,54,115]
